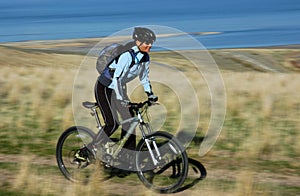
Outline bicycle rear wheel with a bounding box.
[56,126,96,182]
[135,131,188,193]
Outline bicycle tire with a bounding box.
[135,131,188,193]
[56,126,96,182]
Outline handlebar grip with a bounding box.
[129,101,149,109]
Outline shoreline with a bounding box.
[0,31,221,43]
[1,35,299,72]
[2,33,300,52]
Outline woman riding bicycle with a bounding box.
[94,27,158,152]
[57,27,190,191]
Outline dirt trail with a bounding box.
[1,153,299,192]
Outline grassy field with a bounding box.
[0,41,300,195]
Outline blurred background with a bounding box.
[1,0,300,195]
[1,0,300,48]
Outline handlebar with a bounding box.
[129,100,158,112]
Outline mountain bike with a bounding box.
[56,100,189,193]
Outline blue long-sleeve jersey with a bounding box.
[107,45,152,100]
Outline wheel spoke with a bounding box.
[136,131,188,193]
[56,126,96,183]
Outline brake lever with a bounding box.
[147,101,160,107]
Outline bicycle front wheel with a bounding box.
[56,126,96,182]
[135,131,188,193]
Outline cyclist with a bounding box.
[93,27,158,153]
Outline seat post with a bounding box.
[91,107,102,130]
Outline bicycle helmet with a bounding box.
[132,27,156,44]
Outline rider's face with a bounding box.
[136,40,153,53]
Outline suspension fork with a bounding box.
[145,138,162,166]
[140,124,162,166]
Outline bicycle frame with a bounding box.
[88,102,162,166]
[57,100,189,193]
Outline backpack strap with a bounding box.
[128,49,137,68]
[114,47,150,72]
[115,49,137,68]
[128,50,150,67]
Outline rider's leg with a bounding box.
[111,86,135,171]
[114,96,136,151]
[94,80,119,143]
[115,103,136,171]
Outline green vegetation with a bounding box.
[0,44,300,195]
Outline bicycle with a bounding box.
[56,100,189,193]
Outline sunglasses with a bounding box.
[143,40,154,45]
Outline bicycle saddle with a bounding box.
[82,101,98,109]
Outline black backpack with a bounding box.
[96,41,136,74]
[96,41,149,86]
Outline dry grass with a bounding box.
[0,43,300,195]
[11,155,109,196]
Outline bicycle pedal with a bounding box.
[74,152,87,162]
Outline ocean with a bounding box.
[1,0,300,49]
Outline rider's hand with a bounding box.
[148,94,158,105]
[121,100,130,107]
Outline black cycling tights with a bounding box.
[94,80,136,150]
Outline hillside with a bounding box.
[0,41,300,195]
